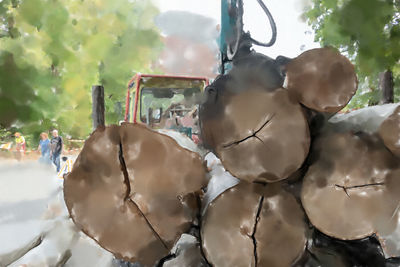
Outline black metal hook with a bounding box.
[226,0,277,61]
[250,0,277,47]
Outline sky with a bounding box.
[152,0,320,59]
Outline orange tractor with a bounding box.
[124,74,209,144]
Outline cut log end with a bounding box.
[201,182,307,267]
[301,132,400,241]
[200,85,310,183]
[286,47,358,113]
[64,124,207,266]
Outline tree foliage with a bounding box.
[304,0,400,109]
[0,0,162,147]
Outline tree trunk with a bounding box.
[379,70,394,104]
[92,85,105,130]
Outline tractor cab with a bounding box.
[124,74,209,144]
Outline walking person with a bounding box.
[14,132,26,161]
[50,129,63,172]
[38,132,51,164]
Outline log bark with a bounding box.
[379,70,394,104]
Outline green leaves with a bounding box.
[305,0,399,108]
[0,0,162,141]
[18,0,46,29]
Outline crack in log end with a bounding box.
[254,135,265,145]
[335,183,385,197]
[335,185,350,197]
[118,142,168,250]
[119,143,131,200]
[222,114,275,149]
[251,196,264,267]
[127,198,169,250]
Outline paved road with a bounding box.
[0,160,115,267]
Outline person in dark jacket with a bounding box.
[50,129,63,172]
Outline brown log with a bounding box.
[379,105,400,158]
[200,86,310,183]
[230,52,285,92]
[201,182,307,267]
[301,132,400,240]
[64,124,207,266]
[286,47,358,113]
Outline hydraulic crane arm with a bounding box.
[219,0,277,73]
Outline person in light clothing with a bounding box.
[38,132,51,164]
[14,132,26,161]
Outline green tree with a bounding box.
[0,0,162,148]
[305,0,400,109]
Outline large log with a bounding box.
[286,47,358,113]
[230,52,285,91]
[379,105,400,158]
[301,132,400,240]
[200,81,310,183]
[201,182,307,267]
[64,124,207,266]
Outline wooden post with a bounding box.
[92,85,105,130]
[379,70,394,104]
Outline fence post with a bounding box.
[92,85,105,130]
[379,70,394,104]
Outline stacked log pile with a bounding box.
[63,47,400,266]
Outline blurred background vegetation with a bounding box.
[1,0,399,149]
[0,0,162,148]
[304,0,400,110]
